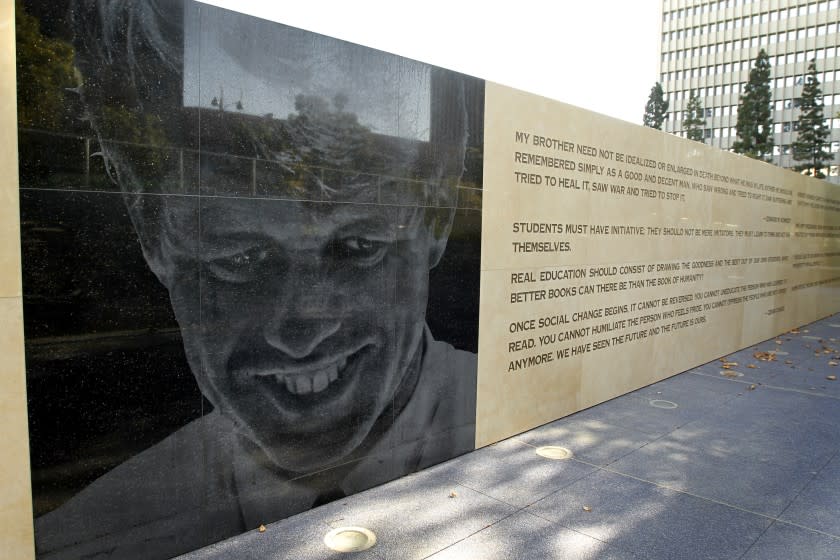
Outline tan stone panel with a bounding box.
[0,296,34,560]
[0,2,33,558]
[0,0,20,298]
[476,81,840,448]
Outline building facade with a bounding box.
[660,0,840,182]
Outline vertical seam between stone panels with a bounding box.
[196,3,204,421]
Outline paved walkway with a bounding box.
[182,315,840,559]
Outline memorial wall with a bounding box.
[9,1,840,558]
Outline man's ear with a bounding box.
[427,207,456,269]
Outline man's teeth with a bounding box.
[273,357,348,395]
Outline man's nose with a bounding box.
[263,260,341,359]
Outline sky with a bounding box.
[198,0,663,126]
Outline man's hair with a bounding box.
[70,0,471,278]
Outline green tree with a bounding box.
[15,0,77,130]
[643,82,669,130]
[792,59,831,178]
[732,49,774,161]
[683,91,706,142]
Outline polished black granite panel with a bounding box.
[18,1,483,558]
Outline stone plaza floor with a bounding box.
[181,314,840,559]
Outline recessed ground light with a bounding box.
[649,399,678,409]
[536,446,573,460]
[323,527,377,553]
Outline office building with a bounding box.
[660,0,840,182]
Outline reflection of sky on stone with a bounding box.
[183,2,430,140]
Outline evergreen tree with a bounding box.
[643,82,669,130]
[792,59,831,178]
[732,49,774,161]
[683,91,706,142]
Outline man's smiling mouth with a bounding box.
[240,349,363,397]
[268,356,348,395]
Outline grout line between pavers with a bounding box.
[692,370,840,400]
[418,509,521,560]
[766,518,840,542]
[573,457,840,541]
[735,519,780,560]
[450,456,597,511]
[774,447,840,522]
[420,507,632,560]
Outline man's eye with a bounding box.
[207,247,270,282]
[333,237,388,266]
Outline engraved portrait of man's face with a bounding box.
[89,1,467,473]
[154,196,447,472]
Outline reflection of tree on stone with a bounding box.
[15,0,77,131]
[210,86,245,112]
